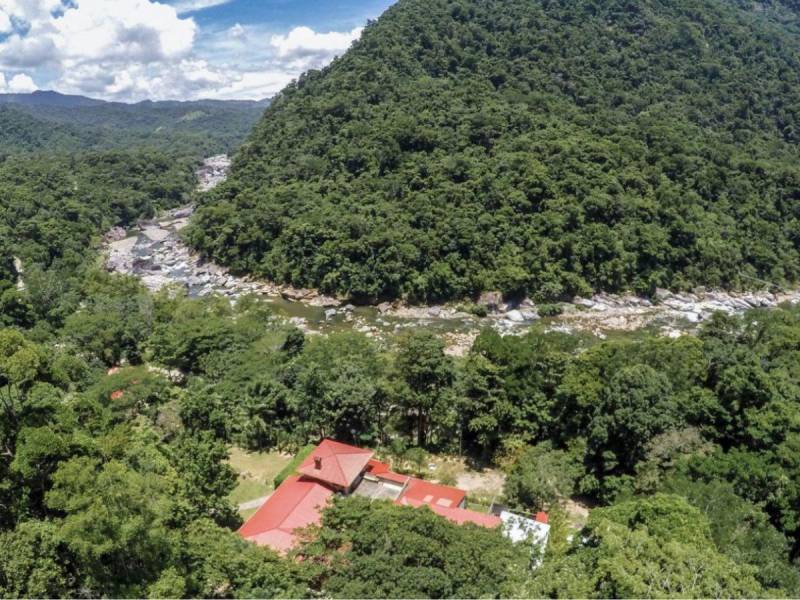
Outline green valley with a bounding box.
[3,0,800,598]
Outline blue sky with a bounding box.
[180,0,393,32]
[0,0,395,101]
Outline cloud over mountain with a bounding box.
[0,0,370,101]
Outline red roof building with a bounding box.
[297,439,374,491]
[401,477,466,509]
[238,475,334,553]
[397,497,502,528]
[239,439,538,554]
[365,458,391,475]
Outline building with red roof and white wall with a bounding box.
[238,438,548,554]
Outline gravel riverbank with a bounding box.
[103,156,800,351]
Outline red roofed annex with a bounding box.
[296,438,373,491]
[238,438,537,554]
[238,475,334,553]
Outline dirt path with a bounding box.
[456,470,506,495]
[238,495,270,511]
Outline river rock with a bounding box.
[104,227,127,243]
[478,291,503,311]
[171,207,194,219]
[684,311,701,323]
[197,155,231,191]
[325,309,337,320]
[654,288,672,301]
[141,274,172,291]
[109,236,139,254]
[12,257,24,291]
[506,309,525,322]
[281,288,315,301]
[143,227,170,242]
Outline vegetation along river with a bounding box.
[103,156,800,354]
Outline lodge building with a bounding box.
[239,439,549,553]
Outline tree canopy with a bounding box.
[191,0,800,303]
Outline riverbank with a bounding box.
[102,156,800,353]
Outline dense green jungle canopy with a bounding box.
[4,282,800,597]
[3,1,800,597]
[191,0,800,303]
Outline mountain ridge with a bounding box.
[0,89,271,108]
[188,0,800,304]
[0,91,271,156]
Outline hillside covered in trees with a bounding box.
[0,90,267,327]
[0,92,268,156]
[190,0,800,303]
[5,1,800,596]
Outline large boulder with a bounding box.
[478,291,503,312]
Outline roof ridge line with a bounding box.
[277,476,331,532]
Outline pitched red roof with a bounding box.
[400,477,466,509]
[238,475,333,553]
[297,439,374,489]
[365,459,411,485]
[376,470,411,485]
[397,497,502,528]
[365,458,391,475]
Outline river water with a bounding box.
[102,156,800,354]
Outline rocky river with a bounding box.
[103,156,800,354]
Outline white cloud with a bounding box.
[212,69,295,100]
[171,0,233,15]
[0,9,12,33]
[229,22,245,38]
[0,0,369,101]
[0,70,37,93]
[0,0,62,23]
[271,26,362,65]
[0,0,195,68]
[7,72,36,92]
[52,0,196,63]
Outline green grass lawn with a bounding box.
[239,507,259,521]
[227,447,292,508]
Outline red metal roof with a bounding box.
[535,511,549,524]
[239,440,506,552]
[365,458,391,475]
[376,470,411,485]
[397,497,502,528]
[238,475,334,553]
[400,477,466,509]
[297,439,374,489]
[366,459,411,485]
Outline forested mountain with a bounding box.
[0,91,269,156]
[190,0,800,303]
[0,90,105,107]
[5,2,800,597]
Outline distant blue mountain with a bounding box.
[0,90,106,108]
